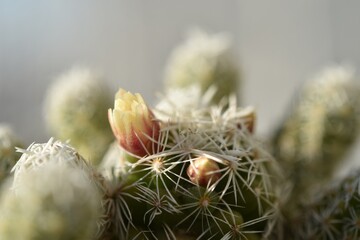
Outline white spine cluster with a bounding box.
[12,138,98,190]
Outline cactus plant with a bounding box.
[4,29,360,240]
[2,87,276,239]
[164,30,240,104]
[99,142,128,180]
[0,138,103,240]
[44,67,114,165]
[272,67,360,208]
[11,138,99,189]
[0,162,102,240]
[275,169,360,239]
[268,66,360,240]
[102,88,278,239]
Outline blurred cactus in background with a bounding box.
[269,66,360,238]
[164,30,240,105]
[0,124,23,184]
[279,169,360,239]
[44,68,114,165]
[273,67,360,200]
[308,169,360,239]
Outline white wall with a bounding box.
[237,0,334,136]
[0,0,352,145]
[330,0,360,66]
[0,0,240,143]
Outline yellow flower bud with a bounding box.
[108,89,160,157]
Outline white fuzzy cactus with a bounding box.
[0,162,102,240]
[273,67,360,203]
[164,30,239,104]
[270,66,360,239]
[44,67,113,164]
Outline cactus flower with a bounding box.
[108,89,161,157]
[187,156,221,187]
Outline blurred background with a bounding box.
[0,0,359,151]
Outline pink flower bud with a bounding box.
[187,156,221,187]
[108,89,160,157]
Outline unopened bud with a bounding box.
[108,89,161,157]
[187,156,221,187]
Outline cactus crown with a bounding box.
[99,90,277,239]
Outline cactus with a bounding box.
[5,138,135,240]
[2,88,276,239]
[44,67,114,165]
[11,138,100,189]
[5,29,360,240]
[0,138,103,240]
[102,88,277,239]
[0,124,23,184]
[275,169,360,239]
[267,67,360,239]
[272,67,360,209]
[0,162,102,240]
[164,30,240,104]
[99,142,128,180]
